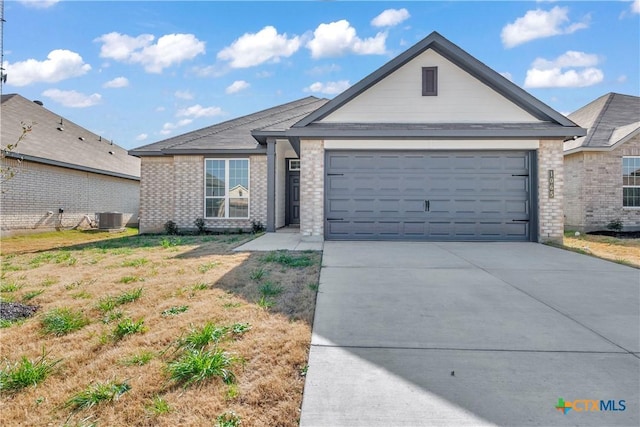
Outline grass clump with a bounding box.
[112,318,146,341]
[0,318,25,328]
[97,288,143,312]
[0,350,61,392]
[65,380,131,410]
[118,275,142,284]
[262,251,314,267]
[258,281,283,297]
[120,258,149,267]
[191,283,208,291]
[198,262,219,273]
[1,282,22,293]
[146,395,171,415]
[216,411,242,427]
[161,305,189,316]
[167,348,236,387]
[178,323,227,350]
[120,351,154,366]
[22,290,45,301]
[41,308,89,336]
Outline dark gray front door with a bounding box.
[325,151,534,241]
[287,172,300,225]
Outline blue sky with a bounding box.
[2,1,639,150]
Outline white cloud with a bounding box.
[633,0,640,14]
[501,6,589,48]
[304,80,351,95]
[103,76,129,88]
[524,51,603,88]
[499,72,514,82]
[371,8,410,27]
[5,49,91,87]
[217,26,300,68]
[42,89,102,108]
[159,118,195,136]
[174,90,194,100]
[18,0,59,9]
[307,64,341,76]
[226,80,250,94]
[135,133,148,141]
[176,104,223,118]
[191,64,228,78]
[95,32,205,73]
[617,74,628,83]
[307,20,387,58]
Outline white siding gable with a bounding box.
[321,49,540,123]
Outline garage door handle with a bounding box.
[327,173,344,176]
[424,200,430,212]
[327,218,344,221]
[512,219,529,222]
[511,174,529,177]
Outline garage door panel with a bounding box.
[325,151,533,241]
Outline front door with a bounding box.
[286,159,301,225]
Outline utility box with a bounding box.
[97,212,124,229]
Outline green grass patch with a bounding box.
[118,275,143,284]
[22,290,45,301]
[261,251,314,267]
[146,395,172,415]
[120,350,154,366]
[161,306,189,316]
[177,322,227,350]
[191,283,208,291]
[256,296,274,310]
[65,380,131,410]
[1,282,22,293]
[216,411,242,427]
[41,308,89,336]
[97,288,143,312]
[0,350,61,392]
[249,267,267,281]
[120,258,149,268]
[198,262,219,274]
[40,276,59,286]
[167,348,237,387]
[112,318,146,341]
[258,281,283,297]
[0,318,26,328]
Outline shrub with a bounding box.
[194,218,206,234]
[164,220,179,235]
[251,220,265,234]
[606,219,623,232]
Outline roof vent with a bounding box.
[33,100,44,106]
[108,151,114,155]
[78,137,85,141]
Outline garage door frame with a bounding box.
[324,149,538,242]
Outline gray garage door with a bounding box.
[325,151,535,241]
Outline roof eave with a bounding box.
[564,127,640,155]
[3,152,140,180]
[287,127,586,139]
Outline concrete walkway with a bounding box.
[233,229,323,251]
[300,242,639,426]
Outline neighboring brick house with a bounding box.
[1,94,140,235]
[131,32,585,243]
[564,93,640,232]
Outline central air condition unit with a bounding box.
[97,212,124,229]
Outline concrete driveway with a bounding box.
[300,242,639,426]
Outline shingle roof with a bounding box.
[565,93,640,153]
[130,96,328,156]
[1,94,140,180]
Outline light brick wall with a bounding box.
[139,156,174,233]
[300,140,324,237]
[538,139,564,243]
[564,135,640,232]
[138,155,267,234]
[563,152,584,230]
[1,158,139,234]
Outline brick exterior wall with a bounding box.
[538,139,564,243]
[138,155,267,234]
[300,140,324,238]
[564,134,640,232]
[1,158,139,234]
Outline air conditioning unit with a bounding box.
[97,212,124,229]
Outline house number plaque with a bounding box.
[548,170,555,198]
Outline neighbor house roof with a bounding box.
[564,93,640,154]
[1,94,140,180]
[292,31,585,139]
[130,96,328,156]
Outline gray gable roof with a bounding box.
[564,93,640,154]
[1,94,140,180]
[130,96,328,156]
[292,31,585,139]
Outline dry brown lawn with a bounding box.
[0,231,321,426]
[562,233,640,268]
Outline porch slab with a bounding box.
[233,231,324,252]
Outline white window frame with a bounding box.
[288,159,301,171]
[623,156,640,208]
[204,158,250,219]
